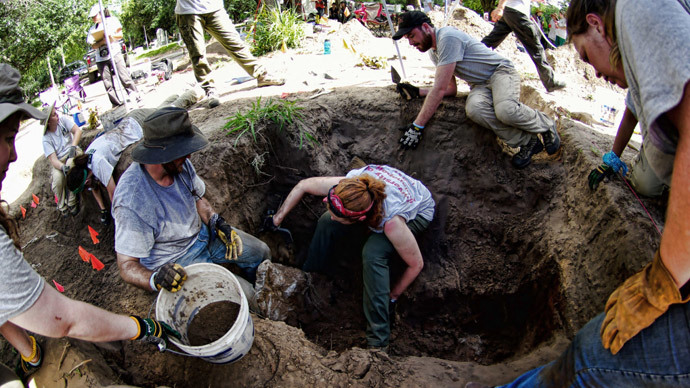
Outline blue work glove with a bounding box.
[399,123,423,149]
[602,151,628,176]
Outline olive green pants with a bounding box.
[304,212,430,347]
[176,10,260,91]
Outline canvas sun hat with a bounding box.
[131,107,209,164]
[392,11,432,40]
[41,102,56,134]
[89,4,102,18]
[0,64,46,123]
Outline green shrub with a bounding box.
[250,8,304,57]
[224,97,317,148]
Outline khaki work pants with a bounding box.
[52,148,83,212]
[177,10,260,92]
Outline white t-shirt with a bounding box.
[0,227,44,326]
[87,16,123,62]
[505,0,530,16]
[175,0,224,15]
[345,165,435,232]
[42,115,76,159]
[85,117,143,186]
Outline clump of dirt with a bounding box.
[187,301,241,346]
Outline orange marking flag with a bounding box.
[90,254,105,271]
[32,194,39,205]
[20,206,26,219]
[87,225,100,244]
[54,195,58,204]
[78,246,91,263]
[52,280,65,293]
[30,201,37,208]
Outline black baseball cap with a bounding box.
[393,11,432,40]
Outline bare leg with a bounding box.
[0,322,38,363]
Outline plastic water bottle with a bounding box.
[324,39,331,55]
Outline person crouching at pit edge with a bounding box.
[0,63,179,386]
[112,107,271,295]
[265,164,435,352]
[392,11,560,169]
[464,0,690,386]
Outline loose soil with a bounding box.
[187,301,241,347]
[2,8,664,388]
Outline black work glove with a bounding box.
[399,123,423,149]
[588,164,615,190]
[396,82,420,100]
[389,298,397,330]
[130,315,181,348]
[211,214,243,261]
[151,263,187,292]
[260,210,279,232]
[67,146,77,159]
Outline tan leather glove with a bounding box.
[601,250,690,354]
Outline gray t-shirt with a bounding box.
[429,27,513,86]
[86,117,143,186]
[0,227,44,326]
[345,165,435,232]
[175,0,223,15]
[113,159,206,270]
[42,115,76,159]
[617,0,690,157]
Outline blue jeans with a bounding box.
[175,224,270,282]
[499,302,690,387]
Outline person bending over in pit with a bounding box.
[392,11,561,169]
[0,63,178,386]
[66,91,201,224]
[266,164,435,351]
[465,0,690,386]
[41,101,83,216]
[112,107,271,294]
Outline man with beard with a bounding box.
[393,11,560,168]
[112,107,270,294]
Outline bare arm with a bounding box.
[273,176,344,226]
[47,152,63,170]
[384,216,424,300]
[196,197,215,225]
[611,107,638,157]
[9,282,138,341]
[106,177,116,202]
[491,0,509,22]
[70,124,82,147]
[117,253,155,291]
[660,81,690,287]
[414,63,457,127]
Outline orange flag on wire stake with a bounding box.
[32,194,39,205]
[90,254,104,271]
[54,195,58,204]
[52,280,65,293]
[87,225,100,244]
[20,206,26,219]
[78,246,91,263]
[30,201,37,208]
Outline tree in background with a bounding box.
[0,0,91,98]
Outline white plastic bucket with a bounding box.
[155,263,254,364]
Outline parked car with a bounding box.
[84,40,130,84]
[58,60,89,84]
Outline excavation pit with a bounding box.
[6,88,665,387]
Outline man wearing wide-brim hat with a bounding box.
[41,101,84,216]
[112,107,271,293]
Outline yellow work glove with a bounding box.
[600,250,690,354]
[150,263,187,292]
